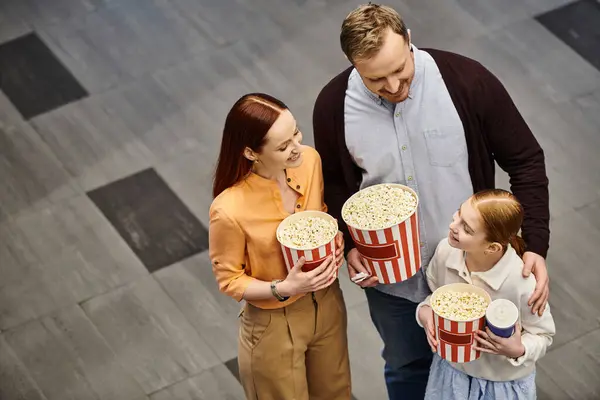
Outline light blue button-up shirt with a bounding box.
[344,45,473,302]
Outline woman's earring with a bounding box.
[254,159,259,164]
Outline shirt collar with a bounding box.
[447,245,520,291]
[244,168,304,195]
[358,43,424,106]
[245,171,275,187]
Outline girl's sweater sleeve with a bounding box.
[508,278,556,367]
[416,239,447,327]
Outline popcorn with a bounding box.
[277,216,337,250]
[432,291,488,321]
[342,184,417,230]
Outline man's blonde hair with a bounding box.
[340,3,409,63]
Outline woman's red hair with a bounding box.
[213,93,288,198]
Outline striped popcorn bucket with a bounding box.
[276,211,337,273]
[431,283,492,363]
[343,184,421,284]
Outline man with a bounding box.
[313,4,550,399]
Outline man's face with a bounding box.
[354,28,415,103]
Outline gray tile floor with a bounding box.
[1,0,599,399]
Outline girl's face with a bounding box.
[448,199,500,254]
[248,109,304,171]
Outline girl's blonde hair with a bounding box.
[470,189,526,258]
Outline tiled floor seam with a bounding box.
[151,272,225,365]
[545,326,600,354]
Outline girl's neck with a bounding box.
[253,164,286,184]
[464,250,504,273]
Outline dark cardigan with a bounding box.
[313,48,550,257]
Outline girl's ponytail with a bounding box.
[509,235,526,258]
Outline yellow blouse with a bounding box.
[208,146,327,309]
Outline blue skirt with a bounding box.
[425,354,536,400]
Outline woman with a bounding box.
[209,93,352,400]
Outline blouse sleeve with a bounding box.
[311,148,328,212]
[208,205,255,302]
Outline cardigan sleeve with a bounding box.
[477,70,550,257]
[313,86,354,254]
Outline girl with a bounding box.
[209,93,351,400]
[417,189,555,399]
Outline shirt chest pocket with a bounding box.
[422,127,467,167]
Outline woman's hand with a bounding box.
[335,231,345,268]
[418,305,438,352]
[474,323,525,359]
[278,255,337,297]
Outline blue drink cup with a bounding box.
[485,299,519,338]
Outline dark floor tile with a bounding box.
[224,357,360,400]
[87,168,208,273]
[0,32,88,119]
[224,357,240,382]
[536,0,600,72]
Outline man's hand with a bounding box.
[522,251,549,316]
[347,248,378,288]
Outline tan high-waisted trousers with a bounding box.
[238,280,351,400]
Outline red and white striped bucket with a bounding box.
[276,211,337,273]
[431,283,492,363]
[343,184,421,284]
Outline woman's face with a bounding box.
[253,109,304,171]
[448,199,491,253]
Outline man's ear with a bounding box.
[342,52,353,66]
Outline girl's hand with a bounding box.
[474,323,525,359]
[278,256,337,297]
[334,231,345,268]
[418,305,438,352]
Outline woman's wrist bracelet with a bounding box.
[271,279,289,302]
